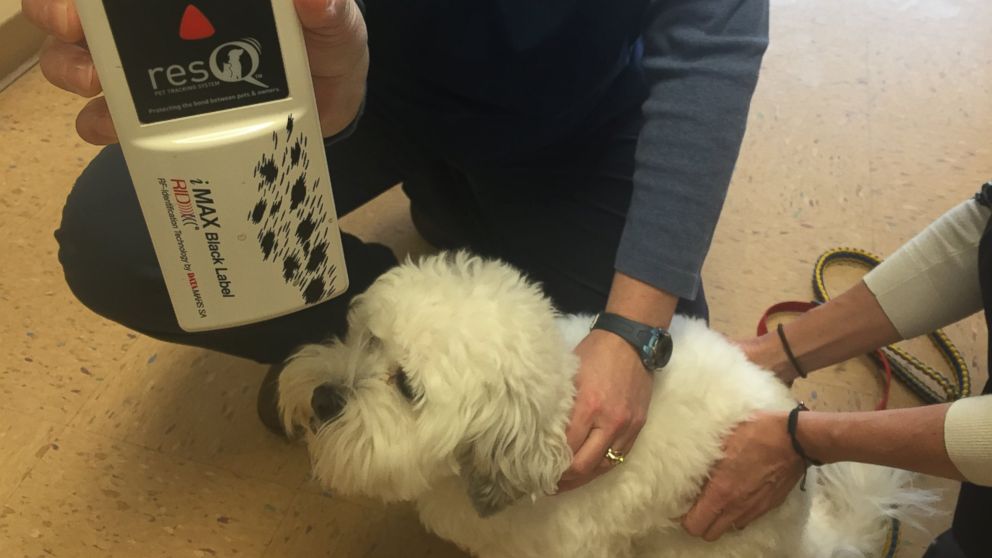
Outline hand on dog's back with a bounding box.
[558,328,653,492]
[681,412,805,541]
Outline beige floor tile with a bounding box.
[863,6,992,235]
[0,69,138,423]
[0,408,65,502]
[0,428,294,558]
[859,0,992,41]
[727,0,873,232]
[70,342,312,489]
[939,318,990,397]
[340,186,434,260]
[264,493,467,558]
[704,221,876,338]
[764,0,869,89]
[730,90,871,231]
[796,376,889,413]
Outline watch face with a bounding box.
[645,330,673,369]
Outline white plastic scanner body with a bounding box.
[75,0,349,331]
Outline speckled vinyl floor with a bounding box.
[2,0,990,556]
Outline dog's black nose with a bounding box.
[311,383,346,423]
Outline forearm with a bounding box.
[743,280,902,383]
[621,0,768,300]
[605,271,678,329]
[743,200,988,382]
[864,200,988,339]
[797,405,966,482]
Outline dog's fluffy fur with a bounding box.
[279,253,934,558]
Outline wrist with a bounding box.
[742,332,797,383]
[585,328,645,368]
[605,272,677,328]
[792,410,837,466]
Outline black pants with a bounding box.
[56,102,707,364]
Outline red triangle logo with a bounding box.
[179,5,215,41]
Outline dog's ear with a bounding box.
[458,453,524,517]
[457,399,572,517]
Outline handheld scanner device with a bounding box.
[75,0,350,332]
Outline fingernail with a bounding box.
[73,63,94,92]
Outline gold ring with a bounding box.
[605,447,625,465]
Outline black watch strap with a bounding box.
[591,313,672,371]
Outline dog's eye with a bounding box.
[393,369,417,402]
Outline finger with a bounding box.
[571,426,616,476]
[311,73,366,137]
[697,479,765,541]
[293,0,368,78]
[598,409,645,470]
[558,426,611,489]
[732,498,771,531]
[588,430,632,477]
[564,395,597,455]
[76,97,118,145]
[706,479,791,539]
[22,0,84,43]
[682,482,728,538]
[702,508,748,542]
[555,476,584,493]
[735,484,794,530]
[39,38,101,97]
[559,421,601,479]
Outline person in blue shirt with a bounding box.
[26,0,768,493]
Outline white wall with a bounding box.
[0,0,46,90]
[0,0,21,24]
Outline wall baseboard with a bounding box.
[1,10,45,92]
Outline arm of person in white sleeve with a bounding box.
[863,199,992,486]
[689,198,992,538]
[863,200,989,339]
[744,199,989,383]
[738,197,992,486]
[945,395,992,486]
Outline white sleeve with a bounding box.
[863,200,990,339]
[944,395,992,486]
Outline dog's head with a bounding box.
[279,253,576,516]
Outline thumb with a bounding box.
[293,0,368,79]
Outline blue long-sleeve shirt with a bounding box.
[359,0,769,299]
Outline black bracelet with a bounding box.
[788,402,822,491]
[776,323,808,379]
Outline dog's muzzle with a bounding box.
[311,383,347,423]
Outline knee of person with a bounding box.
[55,145,164,322]
[56,225,177,335]
[57,145,153,259]
[55,185,101,304]
[54,218,135,325]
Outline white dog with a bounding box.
[278,253,932,558]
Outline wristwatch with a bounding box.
[591,313,673,371]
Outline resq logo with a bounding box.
[211,39,267,87]
[146,4,268,91]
